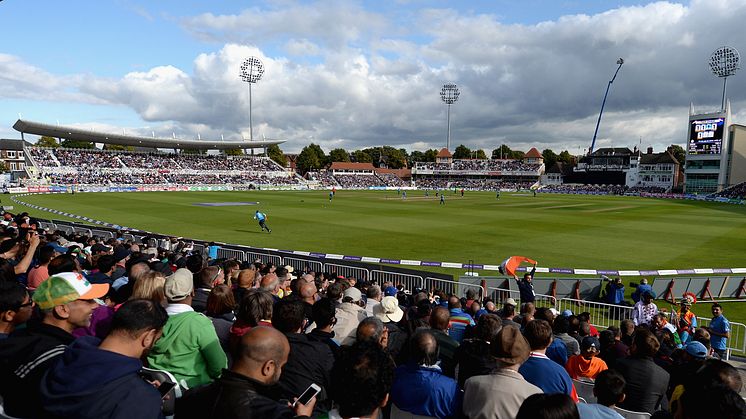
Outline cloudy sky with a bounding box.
[0,0,744,154]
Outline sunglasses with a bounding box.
[16,301,35,309]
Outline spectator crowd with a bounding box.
[0,209,742,419]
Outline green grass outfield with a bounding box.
[12,190,746,325]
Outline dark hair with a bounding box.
[312,298,336,329]
[37,246,56,265]
[534,307,554,324]
[205,284,236,316]
[326,282,343,300]
[553,315,570,334]
[185,254,204,274]
[0,281,28,311]
[110,299,168,339]
[516,393,579,419]
[631,328,659,357]
[712,302,723,310]
[96,255,117,273]
[524,320,553,350]
[48,254,78,275]
[474,313,502,341]
[271,299,306,333]
[410,330,439,366]
[237,289,273,327]
[693,359,743,393]
[680,386,745,419]
[331,343,395,418]
[594,369,626,406]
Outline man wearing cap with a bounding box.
[0,272,107,418]
[147,268,227,389]
[668,341,709,413]
[333,286,367,345]
[500,298,521,329]
[109,245,131,280]
[463,326,542,419]
[374,295,407,362]
[565,336,608,380]
[676,295,697,344]
[390,330,462,418]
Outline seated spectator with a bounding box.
[147,268,227,389]
[308,297,341,358]
[576,369,626,419]
[454,313,501,388]
[333,286,367,345]
[373,296,408,361]
[463,325,541,419]
[273,299,334,413]
[0,281,33,339]
[577,312,600,337]
[516,393,579,419]
[598,326,628,370]
[534,307,568,366]
[518,319,578,401]
[668,341,710,413]
[39,299,168,418]
[330,342,395,419]
[205,284,237,357]
[193,265,225,313]
[554,315,580,358]
[229,289,274,353]
[565,336,608,380]
[620,319,635,347]
[676,359,745,419]
[129,270,166,307]
[614,328,669,414]
[86,254,117,285]
[356,316,389,349]
[365,285,382,317]
[176,327,315,419]
[390,330,462,418]
[500,298,521,329]
[0,272,107,418]
[26,244,57,290]
[423,306,457,374]
[232,267,256,303]
[447,295,475,343]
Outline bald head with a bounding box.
[411,330,439,366]
[300,281,317,300]
[302,273,315,283]
[129,262,151,281]
[430,306,450,331]
[260,273,280,293]
[233,326,290,385]
[448,296,461,309]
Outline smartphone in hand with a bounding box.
[293,383,321,407]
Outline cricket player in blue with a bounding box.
[253,210,271,233]
[440,194,445,205]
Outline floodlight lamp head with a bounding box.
[617,58,624,65]
[440,82,460,104]
[709,46,740,78]
[240,57,265,83]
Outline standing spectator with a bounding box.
[0,272,107,418]
[631,292,657,326]
[565,336,608,380]
[356,317,389,349]
[273,299,334,414]
[330,342,395,419]
[147,268,227,389]
[676,295,697,344]
[707,302,730,359]
[447,295,475,343]
[39,299,168,418]
[514,264,537,303]
[176,327,315,419]
[205,284,237,357]
[614,328,669,414]
[428,306,460,377]
[631,279,653,303]
[463,325,541,419]
[390,330,462,418]
[576,369,627,419]
[333,287,367,345]
[455,313,501,388]
[619,319,635,347]
[518,320,578,401]
[0,281,34,339]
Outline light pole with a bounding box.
[440,82,460,151]
[589,58,624,155]
[709,46,740,111]
[240,57,265,147]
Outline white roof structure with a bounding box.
[13,119,284,150]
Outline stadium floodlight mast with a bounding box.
[709,46,740,111]
[240,57,265,142]
[440,82,460,151]
[589,58,624,155]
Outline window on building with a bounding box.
[7,151,14,158]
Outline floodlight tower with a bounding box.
[589,58,624,155]
[240,57,265,142]
[709,46,740,111]
[440,82,460,151]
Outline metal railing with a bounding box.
[217,248,246,261]
[427,277,485,300]
[282,257,324,275]
[245,251,283,267]
[371,270,423,292]
[325,263,369,281]
[556,298,634,330]
[698,316,746,358]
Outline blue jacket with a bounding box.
[519,353,575,398]
[390,364,462,419]
[632,284,653,302]
[39,336,163,419]
[608,283,625,305]
[546,338,568,366]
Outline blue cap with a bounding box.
[685,341,708,359]
[384,286,398,297]
[562,309,573,317]
[46,242,68,254]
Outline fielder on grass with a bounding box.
[253,210,271,233]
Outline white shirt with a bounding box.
[166,303,194,316]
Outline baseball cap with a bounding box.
[33,272,109,310]
[165,268,194,302]
[384,286,398,297]
[374,296,404,323]
[504,298,517,307]
[112,246,131,262]
[491,325,530,365]
[343,286,362,302]
[46,242,68,254]
[562,309,573,317]
[91,243,112,254]
[685,341,708,359]
[581,336,601,352]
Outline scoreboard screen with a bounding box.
[688,117,725,154]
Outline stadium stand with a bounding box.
[713,181,746,200]
[412,157,543,190]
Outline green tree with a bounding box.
[475,149,487,159]
[103,144,134,151]
[510,150,525,160]
[266,144,287,166]
[409,150,427,164]
[453,144,472,159]
[669,144,686,165]
[60,139,94,149]
[542,149,558,168]
[0,161,8,172]
[296,145,323,174]
[181,148,205,155]
[36,136,59,148]
[386,148,407,169]
[492,145,512,159]
[223,148,243,156]
[352,150,372,163]
[329,148,351,162]
[307,143,328,167]
[557,150,574,165]
[424,149,438,162]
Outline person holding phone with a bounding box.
[176,327,316,419]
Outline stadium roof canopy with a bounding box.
[12,119,285,150]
